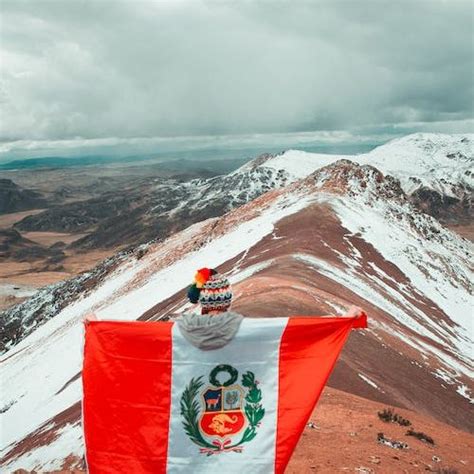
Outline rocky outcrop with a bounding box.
[0,179,47,214]
[409,184,472,224]
[0,229,65,263]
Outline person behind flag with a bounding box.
[84,267,365,339]
[176,268,243,350]
[176,267,364,350]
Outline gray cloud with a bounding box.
[0,0,472,141]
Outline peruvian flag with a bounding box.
[82,314,367,473]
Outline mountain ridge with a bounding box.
[0,134,473,471]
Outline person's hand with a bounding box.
[83,313,98,324]
[344,305,364,318]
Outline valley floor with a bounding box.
[0,209,118,310]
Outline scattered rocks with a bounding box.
[377,432,409,449]
[355,467,374,473]
[368,455,381,464]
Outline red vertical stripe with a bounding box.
[274,315,366,473]
[82,321,173,474]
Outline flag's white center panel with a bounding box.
[166,318,289,473]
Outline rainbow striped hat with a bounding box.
[187,268,233,314]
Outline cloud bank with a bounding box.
[1,0,472,141]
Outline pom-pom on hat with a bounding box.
[187,267,232,314]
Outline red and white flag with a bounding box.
[82,314,367,473]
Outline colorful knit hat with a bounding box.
[187,268,233,314]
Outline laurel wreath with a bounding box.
[180,366,265,454]
[209,364,238,387]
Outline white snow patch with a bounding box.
[3,422,84,473]
[263,150,349,179]
[228,260,274,284]
[0,283,38,299]
[358,373,383,392]
[456,385,474,404]
[433,368,456,385]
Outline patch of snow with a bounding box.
[358,373,384,392]
[3,422,83,472]
[456,385,474,404]
[228,260,274,284]
[0,283,38,299]
[433,368,456,385]
[262,150,349,179]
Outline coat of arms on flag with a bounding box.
[181,364,264,455]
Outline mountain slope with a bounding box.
[0,179,48,214]
[1,158,472,472]
[266,133,473,227]
[287,387,474,474]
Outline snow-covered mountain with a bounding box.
[360,133,472,195]
[258,133,473,224]
[260,133,472,192]
[1,143,473,472]
[13,133,471,252]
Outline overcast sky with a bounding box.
[1,0,473,143]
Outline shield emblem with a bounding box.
[181,364,265,454]
[199,385,246,437]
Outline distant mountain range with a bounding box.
[8,133,472,251]
[0,154,250,171]
[0,142,377,170]
[0,133,473,472]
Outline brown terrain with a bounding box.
[0,210,117,310]
[290,387,473,474]
[445,222,474,242]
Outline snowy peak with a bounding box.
[232,152,276,172]
[368,133,473,170]
[239,133,473,227]
[363,133,473,225]
[363,133,473,191]
[190,158,290,210]
[252,133,474,187]
[300,159,406,203]
[244,149,349,180]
